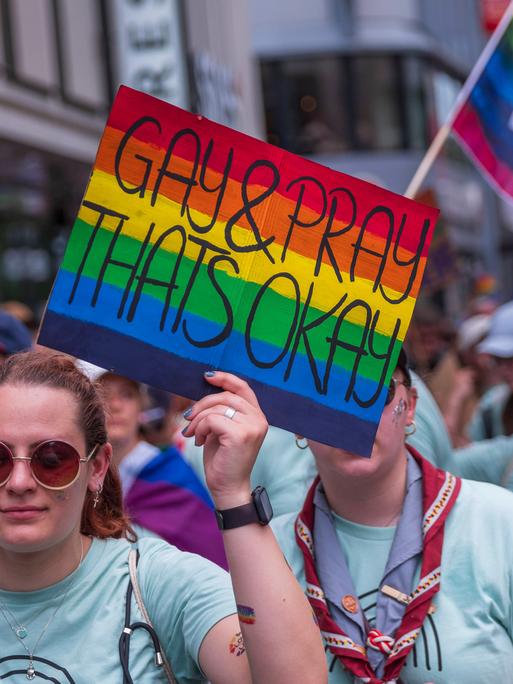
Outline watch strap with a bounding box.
[216,501,260,530]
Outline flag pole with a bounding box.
[404,0,513,199]
[404,121,452,199]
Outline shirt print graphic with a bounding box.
[0,655,75,682]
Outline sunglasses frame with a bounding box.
[385,377,411,406]
[0,441,100,490]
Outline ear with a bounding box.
[406,386,418,425]
[87,443,112,492]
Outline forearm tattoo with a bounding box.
[236,604,256,625]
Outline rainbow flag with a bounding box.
[39,86,438,456]
[452,3,513,199]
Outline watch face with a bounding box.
[253,486,273,524]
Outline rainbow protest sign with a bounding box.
[39,86,438,455]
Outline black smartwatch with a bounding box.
[215,486,273,530]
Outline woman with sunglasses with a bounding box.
[0,350,326,683]
[254,350,513,682]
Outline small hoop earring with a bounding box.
[295,435,309,450]
[93,483,103,509]
[405,420,417,436]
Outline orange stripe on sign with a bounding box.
[94,127,427,298]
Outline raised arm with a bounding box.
[183,371,327,684]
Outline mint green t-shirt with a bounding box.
[0,536,236,683]
[271,478,513,683]
[333,514,396,629]
[468,384,510,441]
[409,373,513,492]
[183,425,318,517]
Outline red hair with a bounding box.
[0,350,135,540]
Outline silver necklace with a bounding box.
[0,536,84,680]
[0,598,51,640]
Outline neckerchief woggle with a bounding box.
[295,446,461,683]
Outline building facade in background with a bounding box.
[1,0,511,318]
[248,0,513,314]
[0,0,261,316]
[0,0,109,311]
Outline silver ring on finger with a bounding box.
[224,406,237,420]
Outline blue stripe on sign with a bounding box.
[39,310,378,456]
[42,268,387,423]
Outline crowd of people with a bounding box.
[2,291,513,682]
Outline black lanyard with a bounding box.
[118,550,166,684]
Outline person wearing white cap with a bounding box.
[468,301,513,441]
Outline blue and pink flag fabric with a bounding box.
[452,2,513,199]
[120,441,227,569]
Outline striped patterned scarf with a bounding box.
[295,447,460,683]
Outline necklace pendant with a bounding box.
[15,626,28,639]
[26,666,36,680]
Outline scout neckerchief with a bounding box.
[313,453,423,679]
[295,446,461,684]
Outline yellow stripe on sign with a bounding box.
[77,170,414,339]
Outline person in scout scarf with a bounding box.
[270,348,513,682]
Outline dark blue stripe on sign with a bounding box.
[43,268,387,423]
[39,311,377,456]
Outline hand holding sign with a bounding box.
[38,86,438,455]
[183,371,268,509]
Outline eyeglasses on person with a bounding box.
[0,440,99,490]
[385,377,411,406]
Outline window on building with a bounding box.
[262,57,350,154]
[261,53,431,154]
[402,56,428,149]
[0,0,108,113]
[352,55,403,150]
[0,140,89,315]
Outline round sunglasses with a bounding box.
[0,441,99,490]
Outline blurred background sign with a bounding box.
[109,0,190,108]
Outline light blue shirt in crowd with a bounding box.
[271,478,513,683]
[183,425,318,517]
[410,373,513,490]
[0,536,236,683]
[468,383,511,441]
[183,373,513,517]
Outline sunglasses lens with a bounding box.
[32,441,81,488]
[0,444,13,485]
